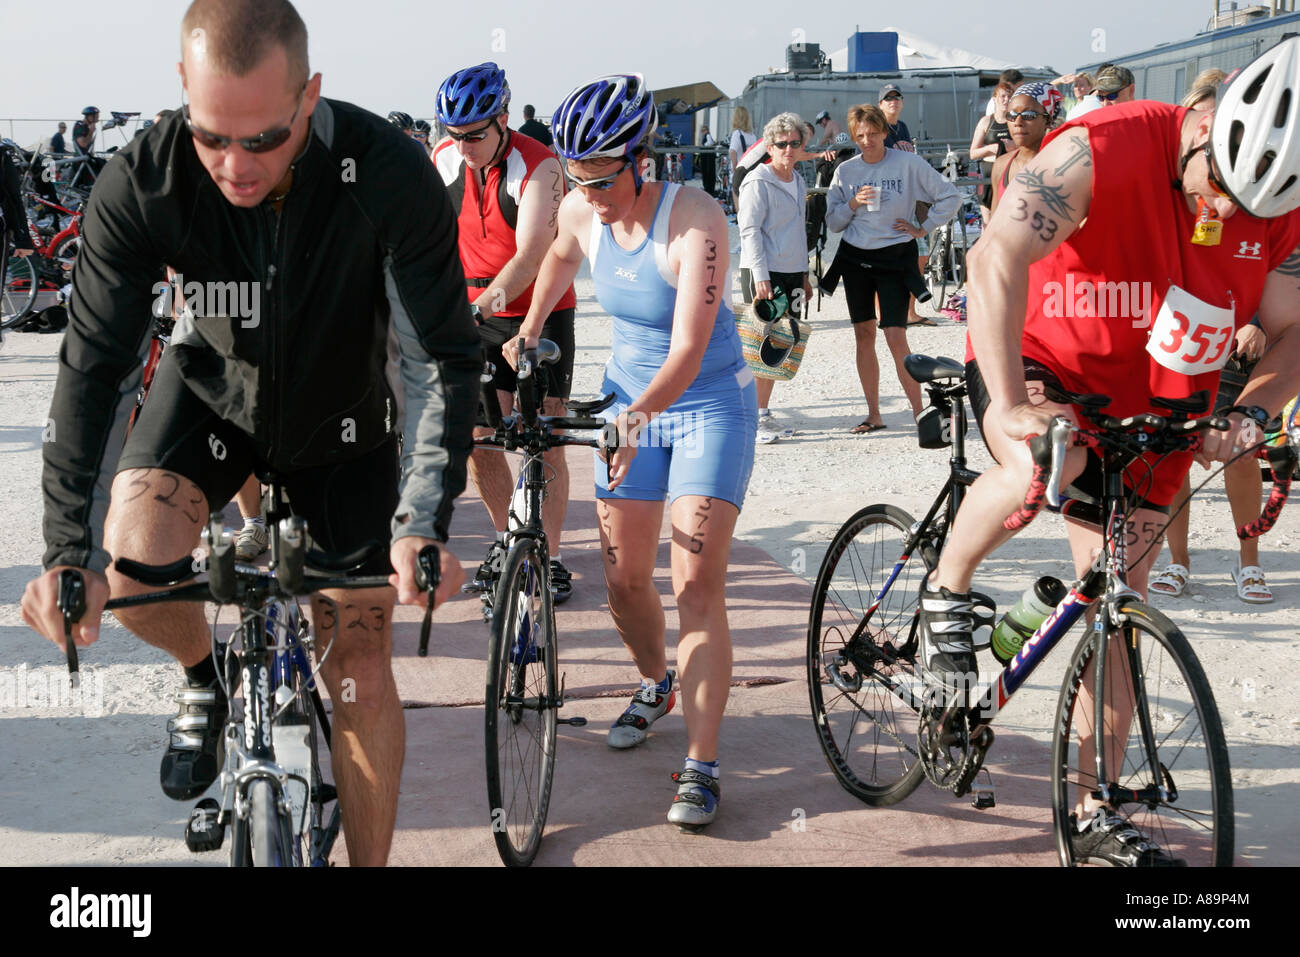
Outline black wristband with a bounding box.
[1226,404,1270,428]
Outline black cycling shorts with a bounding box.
[119,352,399,574]
[478,307,575,402]
[964,357,1170,516]
[837,241,915,328]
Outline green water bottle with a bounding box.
[990,576,1067,665]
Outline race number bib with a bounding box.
[1145,284,1235,376]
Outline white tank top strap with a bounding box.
[652,182,679,288]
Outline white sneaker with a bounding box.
[234,522,269,561]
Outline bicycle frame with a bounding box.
[851,384,1165,801]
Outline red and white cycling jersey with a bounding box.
[976,101,1300,503]
[433,130,576,317]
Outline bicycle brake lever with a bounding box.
[1045,416,1074,508]
[56,569,85,688]
[600,419,621,487]
[414,544,442,658]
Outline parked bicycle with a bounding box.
[2,193,82,328]
[470,337,616,866]
[806,353,1297,866]
[56,482,442,866]
[922,147,976,308]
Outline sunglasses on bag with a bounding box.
[184,86,306,153]
[566,156,633,190]
[1006,109,1046,122]
[446,119,498,143]
[771,139,802,150]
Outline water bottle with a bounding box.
[990,576,1067,665]
[272,714,312,839]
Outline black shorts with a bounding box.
[964,356,1170,516]
[837,240,915,328]
[739,269,806,318]
[478,307,575,401]
[119,353,399,574]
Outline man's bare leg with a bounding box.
[310,588,403,866]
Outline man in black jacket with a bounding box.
[2,145,37,345]
[20,0,480,865]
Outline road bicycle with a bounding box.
[806,354,1297,866]
[922,148,976,308]
[2,193,83,328]
[57,481,441,866]
[470,338,616,866]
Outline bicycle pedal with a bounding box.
[971,789,995,810]
[557,716,587,727]
[184,797,224,852]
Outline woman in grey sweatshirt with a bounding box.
[737,111,812,443]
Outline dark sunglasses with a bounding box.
[882,93,903,101]
[566,156,633,190]
[1096,90,1122,102]
[1006,109,1046,122]
[184,86,305,154]
[771,139,802,150]
[447,119,498,143]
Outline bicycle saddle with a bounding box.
[904,354,965,383]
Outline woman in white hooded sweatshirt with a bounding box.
[737,112,812,444]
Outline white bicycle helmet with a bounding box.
[1211,36,1300,218]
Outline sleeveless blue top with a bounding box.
[589,183,745,393]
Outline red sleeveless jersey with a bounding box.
[433,130,576,317]
[973,102,1300,503]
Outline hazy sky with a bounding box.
[2,0,1209,144]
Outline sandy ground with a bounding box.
[1,216,1296,866]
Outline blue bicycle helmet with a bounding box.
[436,62,511,126]
[551,74,657,161]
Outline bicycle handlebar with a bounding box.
[1004,411,1234,532]
[56,516,444,674]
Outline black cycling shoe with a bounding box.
[464,541,507,595]
[918,578,978,694]
[550,559,573,605]
[160,677,228,801]
[1069,808,1186,866]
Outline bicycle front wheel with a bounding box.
[484,537,557,866]
[2,254,37,328]
[808,504,928,806]
[1051,602,1233,866]
[230,779,295,867]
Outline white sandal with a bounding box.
[1231,561,1273,604]
[1149,563,1190,597]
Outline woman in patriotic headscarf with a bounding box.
[990,82,1064,213]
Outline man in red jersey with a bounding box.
[432,63,579,602]
[918,39,1300,864]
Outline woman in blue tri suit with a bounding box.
[507,74,756,830]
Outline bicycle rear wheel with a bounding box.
[925,232,949,308]
[1051,602,1232,866]
[808,504,928,806]
[484,537,557,866]
[2,254,37,328]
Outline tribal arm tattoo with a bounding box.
[1012,167,1075,221]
